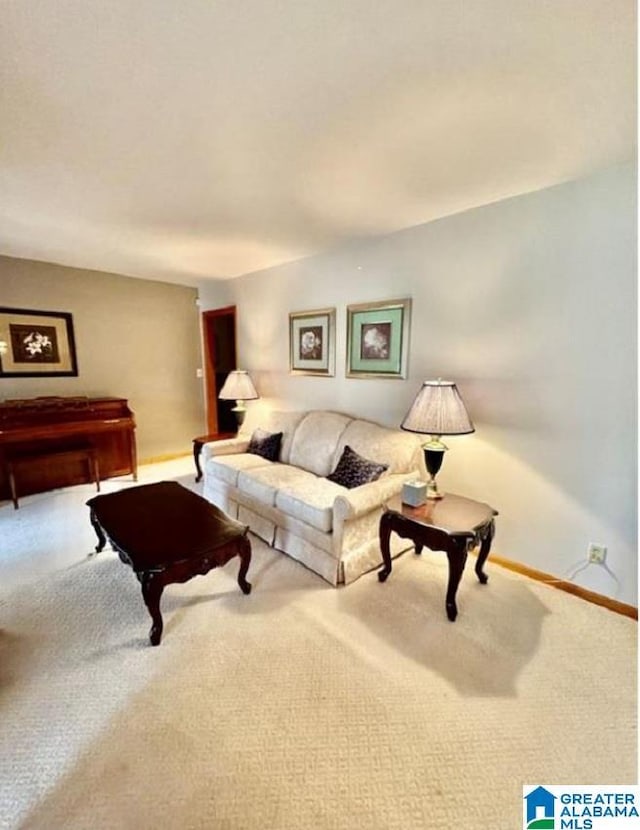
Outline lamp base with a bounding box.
[423,439,447,500]
[426,478,444,499]
[231,401,247,429]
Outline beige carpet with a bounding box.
[0,460,636,828]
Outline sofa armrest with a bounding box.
[201,436,250,464]
[333,473,413,521]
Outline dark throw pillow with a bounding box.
[327,445,388,489]
[247,428,283,462]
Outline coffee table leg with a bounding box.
[445,540,468,622]
[90,509,107,554]
[141,572,165,646]
[237,535,252,594]
[475,519,494,585]
[378,512,393,582]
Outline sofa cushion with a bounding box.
[332,419,424,475]
[248,428,283,461]
[275,475,346,533]
[237,464,315,507]
[327,445,388,489]
[205,453,273,487]
[262,411,308,463]
[289,411,352,476]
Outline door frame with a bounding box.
[201,305,237,434]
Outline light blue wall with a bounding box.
[199,163,637,604]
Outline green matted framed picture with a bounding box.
[289,307,336,376]
[346,298,411,379]
[0,307,78,377]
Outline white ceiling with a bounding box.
[0,0,635,286]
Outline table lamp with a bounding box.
[401,379,474,499]
[218,370,259,428]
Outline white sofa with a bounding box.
[202,410,427,586]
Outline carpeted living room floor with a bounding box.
[0,458,636,829]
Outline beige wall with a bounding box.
[0,257,205,460]
[199,163,637,605]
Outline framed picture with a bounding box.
[289,307,336,376]
[346,298,411,379]
[0,307,78,377]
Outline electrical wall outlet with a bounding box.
[588,543,608,564]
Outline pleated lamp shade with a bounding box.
[401,380,474,436]
[218,370,259,402]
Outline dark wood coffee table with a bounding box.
[378,493,497,621]
[87,481,252,645]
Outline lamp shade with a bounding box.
[401,380,474,436]
[218,370,259,401]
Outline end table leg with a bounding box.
[475,520,494,585]
[237,535,252,595]
[141,573,165,646]
[414,543,424,555]
[90,510,107,554]
[193,440,204,483]
[445,541,468,622]
[378,512,393,582]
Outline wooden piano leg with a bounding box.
[130,432,138,481]
[88,450,100,492]
[7,461,19,509]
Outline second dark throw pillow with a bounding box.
[327,445,388,489]
[247,428,283,462]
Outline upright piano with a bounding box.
[0,396,137,503]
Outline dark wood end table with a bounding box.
[192,433,236,482]
[87,481,251,645]
[378,493,497,622]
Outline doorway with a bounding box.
[202,306,237,435]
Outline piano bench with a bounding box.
[6,445,101,509]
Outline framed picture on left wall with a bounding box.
[289,307,336,376]
[0,307,78,377]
